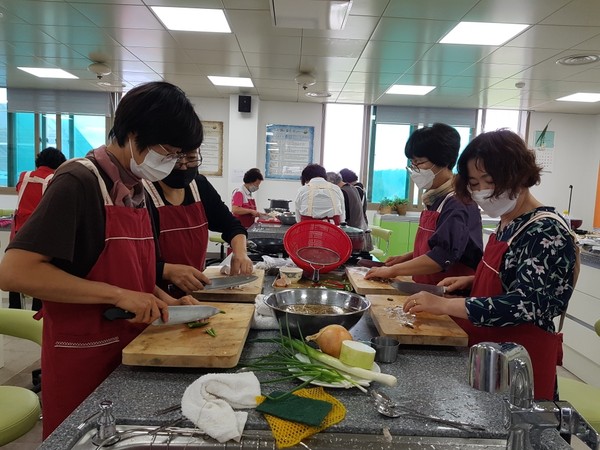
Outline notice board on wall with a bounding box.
[199,121,223,176]
[265,124,314,180]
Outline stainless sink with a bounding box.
[71,425,507,449]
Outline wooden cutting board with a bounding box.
[346,267,412,294]
[368,294,468,347]
[122,301,255,368]
[191,267,264,302]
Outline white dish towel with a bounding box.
[181,372,261,443]
[218,253,257,275]
[250,294,279,330]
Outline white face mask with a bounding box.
[248,185,259,193]
[409,168,436,190]
[471,189,519,218]
[129,140,177,182]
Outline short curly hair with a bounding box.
[300,163,327,185]
[243,168,263,183]
[36,147,66,170]
[339,168,358,183]
[454,129,542,201]
[404,123,460,169]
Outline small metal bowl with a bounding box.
[263,288,370,338]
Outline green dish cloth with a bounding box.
[256,391,333,427]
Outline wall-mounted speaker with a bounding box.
[238,95,251,113]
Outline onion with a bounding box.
[305,324,353,358]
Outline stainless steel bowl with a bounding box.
[263,289,370,337]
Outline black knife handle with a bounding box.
[103,307,135,320]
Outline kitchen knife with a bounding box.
[390,280,446,296]
[200,274,258,291]
[103,305,221,326]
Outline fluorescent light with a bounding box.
[151,7,231,33]
[386,85,436,95]
[556,93,600,103]
[440,22,529,46]
[18,67,78,79]
[208,76,254,87]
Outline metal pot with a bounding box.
[247,237,285,254]
[268,199,292,210]
[277,213,297,225]
[339,224,365,253]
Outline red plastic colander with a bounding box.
[283,220,352,281]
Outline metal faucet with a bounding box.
[468,342,599,450]
[91,400,120,446]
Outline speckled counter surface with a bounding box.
[39,311,573,449]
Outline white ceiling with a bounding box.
[1,0,600,114]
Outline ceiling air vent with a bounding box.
[556,54,600,66]
[270,0,353,30]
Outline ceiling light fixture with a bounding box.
[556,92,600,103]
[305,91,332,98]
[440,22,529,46]
[88,62,112,80]
[208,76,254,87]
[151,7,231,33]
[270,0,353,30]
[17,67,78,79]
[295,72,316,90]
[386,84,436,96]
[556,54,600,66]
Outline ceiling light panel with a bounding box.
[386,84,436,95]
[440,22,529,46]
[151,7,231,33]
[208,76,254,87]
[17,67,78,79]
[270,0,353,30]
[556,93,600,102]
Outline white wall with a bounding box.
[528,112,600,230]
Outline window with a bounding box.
[322,103,364,178]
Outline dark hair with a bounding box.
[36,147,66,169]
[339,168,358,183]
[455,129,542,201]
[300,163,327,185]
[243,168,263,183]
[404,123,461,169]
[108,81,203,153]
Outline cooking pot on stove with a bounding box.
[339,223,372,253]
[248,237,285,255]
[277,212,297,225]
[268,199,292,210]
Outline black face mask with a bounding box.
[162,167,198,189]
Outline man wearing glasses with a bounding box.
[143,148,253,296]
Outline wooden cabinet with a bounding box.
[559,264,600,387]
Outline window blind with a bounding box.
[7,88,111,116]
[375,105,477,128]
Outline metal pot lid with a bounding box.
[339,224,364,235]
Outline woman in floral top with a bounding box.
[402,129,577,401]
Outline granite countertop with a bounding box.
[39,309,573,450]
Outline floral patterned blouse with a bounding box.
[466,207,577,333]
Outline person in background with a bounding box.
[9,146,67,310]
[231,168,264,228]
[402,129,578,401]
[0,81,204,438]
[340,168,368,225]
[365,123,483,284]
[144,151,253,297]
[294,163,345,224]
[326,171,368,231]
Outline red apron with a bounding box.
[300,214,341,225]
[11,168,55,239]
[40,160,155,437]
[143,180,209,294]
[232,187,257,228]
[412,193,475,285]
[454,212,568,400]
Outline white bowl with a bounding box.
[279,266,303,283]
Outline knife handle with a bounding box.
[103,307,135,320]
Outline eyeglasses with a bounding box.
[406,160,431,173]
[175,152,202,168]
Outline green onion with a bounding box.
[206,328,217,337]
[186,321,209,329]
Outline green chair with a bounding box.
[369,226,392,262]
[0,309,43,446]
[206,233,227,266]
[558,318,600,432]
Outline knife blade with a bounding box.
[200,274,258,291]
[390,280,446,296]
[103,305,221,326]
